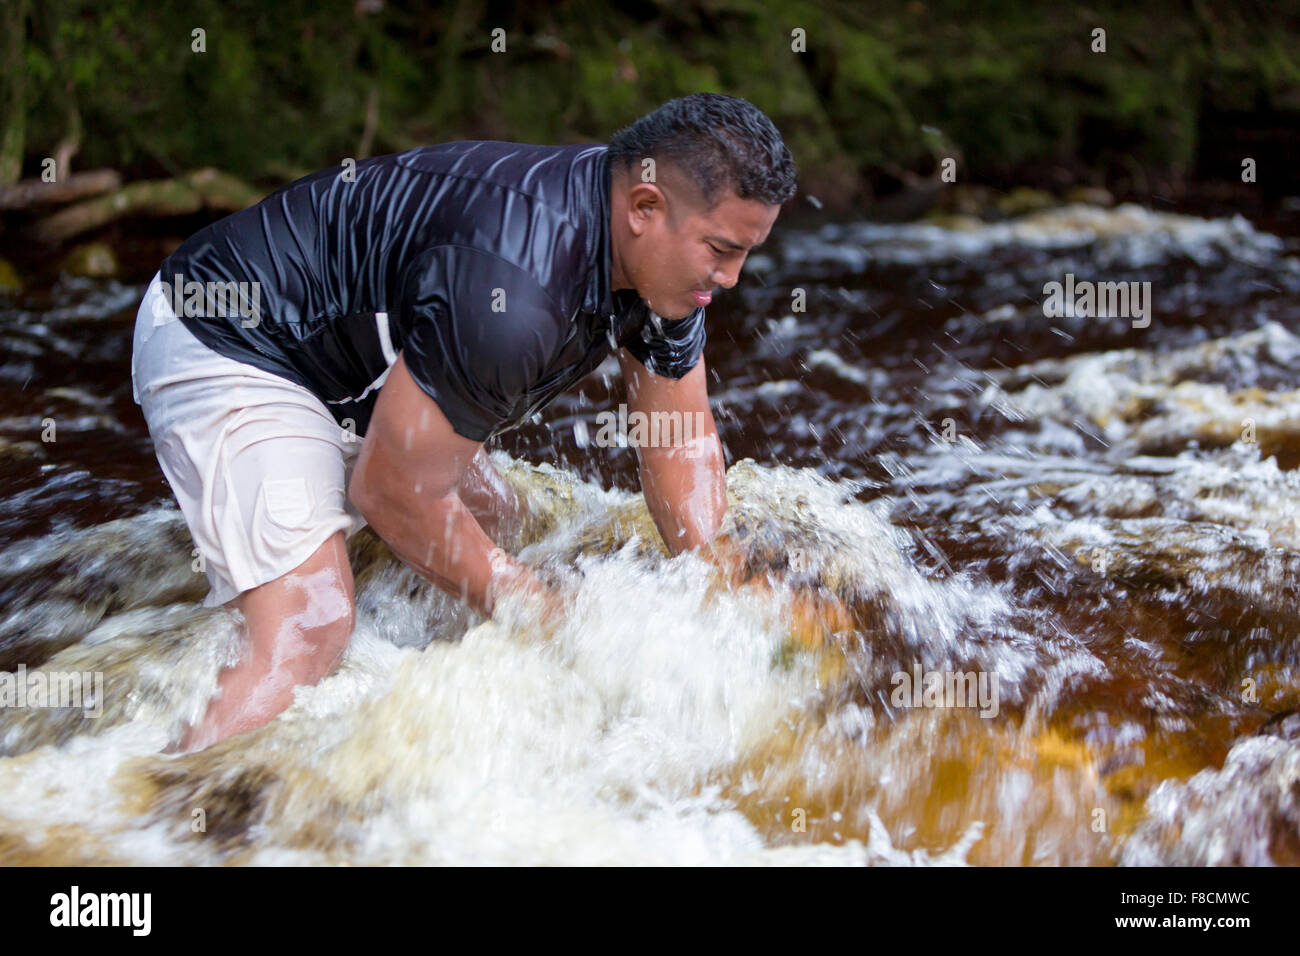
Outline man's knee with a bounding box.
[239,532,356,675]
[302,591,355,669]
[284,564,355,677]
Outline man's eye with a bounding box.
[708,244,725,255]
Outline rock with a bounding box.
[936,184,995,217]
[994,187,1058,217]
[0,256,21,292]
[921,211,985,230]
[1254,708,1300,741]
[1063,185,1115,207]
[58,242,119,278]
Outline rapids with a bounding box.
[1,201,1298,864]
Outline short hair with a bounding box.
[606,93,797,210]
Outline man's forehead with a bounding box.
[646,160,778,245]
[698,199,778,249]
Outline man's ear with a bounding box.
[624,180,666,237]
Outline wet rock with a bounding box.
[1121,734,1300,865]
[1254,707,1300,741]
[1063,185,1115,207]
[58,242,120,279]
[0,508,208,671]
[935,184,995,217]
[994,186,1058,217]
[0,256,21,293]
[0,435,41,460]
[920,212,985,230]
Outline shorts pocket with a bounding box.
[262,477,314,528]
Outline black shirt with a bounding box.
[159,141,706,440]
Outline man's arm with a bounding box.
[617,349,727,554]
[457,446,527,548]
[348,353,541,616]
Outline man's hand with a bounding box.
[617,351,726,555]
[481,557,575,645]
[348,353,536,617]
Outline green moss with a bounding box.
[0,257,23,292]
[4,0,1297,206]
[58,242,118,278]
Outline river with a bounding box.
[1,200,1298,864]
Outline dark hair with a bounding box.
[606,93,797,209]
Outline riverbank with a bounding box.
[2,1,1297,216]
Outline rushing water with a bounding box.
[1,201,1299,865]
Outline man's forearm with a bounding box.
[456,448,527,548]
[638,432,727,554]
[354,485,537,616]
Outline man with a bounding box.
[131,92,796,752]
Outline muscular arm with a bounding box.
[617,350,727,554]
[348,353,538,616]
[457,446,526,547]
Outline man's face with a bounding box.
[617,170,781,320]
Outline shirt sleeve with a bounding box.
[622,303,707,380]
[394,245,565,441]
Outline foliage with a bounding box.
[3,0,1297,201]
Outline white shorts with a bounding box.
[131,271,366,607]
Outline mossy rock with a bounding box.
[995,187,1058,217]
[59,242,120,279]
[922,212,985,230]
[0,257,22,293]
[1063,186,1115,207]
[934,184,996,217]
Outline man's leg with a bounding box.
[132,274,363,754]
[177,531,355,753]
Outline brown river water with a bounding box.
[1,201,1299,865]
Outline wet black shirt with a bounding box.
[159,142,706,440]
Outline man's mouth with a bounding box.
[690,287,713,306]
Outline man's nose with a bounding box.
[712,258,745,289]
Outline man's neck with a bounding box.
[608,175,632,292]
